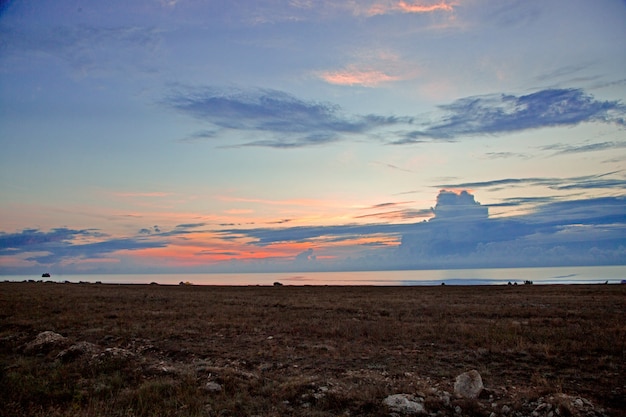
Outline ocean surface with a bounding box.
[4,265,625,286]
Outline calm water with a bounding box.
[4,265,625,286]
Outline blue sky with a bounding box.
[1,0,625,275]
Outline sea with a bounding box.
[4,265,625,286]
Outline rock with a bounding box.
[204,381,222,393]
[383,394,426,415]
[454,370,484,399]
[92,347,135,365]
[56,341,100,362]
[24,331,69,354]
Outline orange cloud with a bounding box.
[367,1,454,16]
[319,68,399,87]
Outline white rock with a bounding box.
[204,381,222,393]
[454,370,484,399]
[383,394,425,415]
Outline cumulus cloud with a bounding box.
[394,89,626,143]
[430,190,488,221]
[395,191,626,268]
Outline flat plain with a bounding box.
[1,282,624,416]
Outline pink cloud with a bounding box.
[366,1,455,16]
[319,68,399,87]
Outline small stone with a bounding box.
[502,404,511,415]
[454,405,462,414]
[204,381,222,393]
[574,398,584,408]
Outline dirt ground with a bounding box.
[1,282,625,416]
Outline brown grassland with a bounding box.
[0,282,625,416]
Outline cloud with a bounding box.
[395,191,626,268]
[177,130,220,144]
[0,25,161,76]
[394,89,626,143]
[165,86,402,147]
[364,1,455,16]
[218,223,411,246]
[3,191,625,274]
[318,68,400,87]
[431,190,488,221]
[0,228,96,252]
[437,172,626,191]
[0,227,169,268]
[166,87,355,132]
[166,86,624,148]
[541,141,626,155]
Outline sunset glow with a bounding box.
[1,1,624,275]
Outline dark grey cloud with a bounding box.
[177,130,220,144]
[164,87,395,145]
[535,64,590,82]
[0,227,168,267]
[0,228,96,252]
[394,89,625,143]
[354,208,432,221]
[437,172,626,191]
[487,196,559,207]
[218,223,411,246]
[541,141,626,155]
[26,238,168,264]
[175,223,207,229]
[483,151,530,159]
[195,250,240,257]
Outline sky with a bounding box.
[1,0,625,275]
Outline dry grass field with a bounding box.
[1,282,625,416]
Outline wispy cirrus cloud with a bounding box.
[0,25,161,76]
[395,88,626,143]
[437,172,626,191]
[541,141,626,155]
